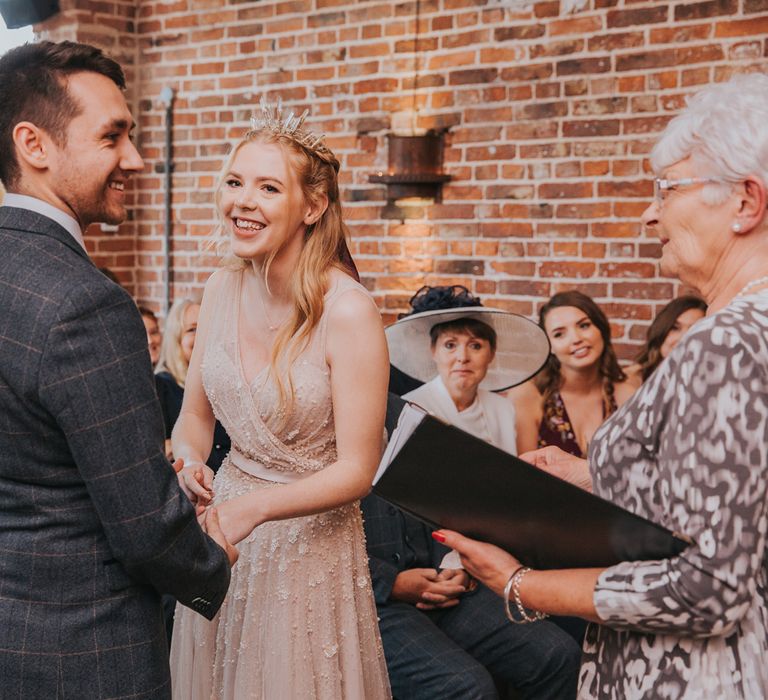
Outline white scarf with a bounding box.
[403,375,517,456]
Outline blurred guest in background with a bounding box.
[625,295,707,385]
[139,305,162,367]
[155,298,230,472]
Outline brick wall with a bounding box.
[34,0,768,357]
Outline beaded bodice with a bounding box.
[201,268,359,476]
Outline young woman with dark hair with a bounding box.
[625,295,707,384]
[509,290,636,458]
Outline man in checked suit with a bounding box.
[0,41,235,698]
[361,394,580,699]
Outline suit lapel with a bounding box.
[0,206,91,263]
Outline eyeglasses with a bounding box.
[653,177,729,205]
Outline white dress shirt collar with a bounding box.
[2,193,85,250]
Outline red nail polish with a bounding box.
[432,531,446,543]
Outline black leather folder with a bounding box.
[374,407,690,570]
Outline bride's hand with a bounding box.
[210,493,265,545]
[519,445,592,492]
[177,460,215,504]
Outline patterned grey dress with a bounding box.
[579,292,768,699]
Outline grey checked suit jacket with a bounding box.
[0,207,230,699]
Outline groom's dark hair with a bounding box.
[0,40,125,189]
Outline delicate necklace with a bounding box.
[259,291,290,331]
[737,275,768,298]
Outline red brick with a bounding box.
[539,262,597,278]
[495,24,546,40]
[553,242,579,256]
[517,101,568,120]
[353,78,399,94]
[556,162,581,178]
[612,282,675,300]
[549,15,603,36]
[500,63,553,81]
[716,16,768,36]
[449,68,499,85]
[539,182,593,199]
[599,262,657,278]
[442,29,489,48]
[650,24,712,43]
[428,50,477,69]
[491,261,537,276]
[556,203,612,219]
[536,223,590,238]
[563,120,621,137]
[676,0,737,20]
[534,1,560,17]
[592,222,642,238]
[486,185,535,200]
[505,121,559,139]
[583,243,607,258]
[588,31,644,51]
[623,115,674,134]
[647,70,678,90]
[530,39,584,59]
[607,6,667,27]
[572,97,628,116]
[556,57,611,76]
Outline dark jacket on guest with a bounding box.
[155,371,231,472]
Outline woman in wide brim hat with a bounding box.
[386,285,549,456]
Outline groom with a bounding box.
[0,41,234,698]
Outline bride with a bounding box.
[169,102,391,699]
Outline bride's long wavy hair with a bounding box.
[212,128,352,417]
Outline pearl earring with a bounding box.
[732,221,742,233]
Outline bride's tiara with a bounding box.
[249,96,334,162]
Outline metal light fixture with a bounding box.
[369,131,451,204]
[369,0,451,208]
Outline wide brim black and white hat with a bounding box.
[385,306,550,392]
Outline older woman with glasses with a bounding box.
[435,73,768,699]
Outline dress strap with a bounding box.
[317,273,378,355]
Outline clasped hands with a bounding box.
[391,568,474,610]
[173,458,239,565]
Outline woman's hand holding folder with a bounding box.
[520,446,593,492]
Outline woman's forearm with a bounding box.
[240,457,375,527]
[519,568,603,623]
[437,529,603,623]
[171,408,215,466]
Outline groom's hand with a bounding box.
[203,507,239,567]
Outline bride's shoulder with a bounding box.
[203,266,242,295]
[324,270,379,325]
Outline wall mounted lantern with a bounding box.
[369,130,452,205]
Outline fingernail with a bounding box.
[432,531,446,543]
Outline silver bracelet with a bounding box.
[503,566,524,624]
[505,567,549,624]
